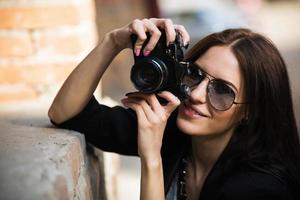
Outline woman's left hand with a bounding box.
[121,91,180,163]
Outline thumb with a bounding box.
[157,91,181,115]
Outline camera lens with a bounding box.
[138,65,158,85]
[130,58,168,93]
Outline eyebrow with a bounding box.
[193,63,239,93]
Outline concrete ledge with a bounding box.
[0,120,105,200]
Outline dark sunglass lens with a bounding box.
[183,65,204,88]
[183,75,199,87]
[208,81,235,111]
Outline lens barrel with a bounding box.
[130,58,168,93]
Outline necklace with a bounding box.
[177,156,188,200]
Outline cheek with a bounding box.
[176,106,240,136]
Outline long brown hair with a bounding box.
[184,29,300,197]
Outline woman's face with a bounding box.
[177,45,245,137]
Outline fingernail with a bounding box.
[143,50,151,57]
[121,98,130,105]
[125,92,134,96]
[134,48,141,56]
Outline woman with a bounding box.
[48,18,300,199]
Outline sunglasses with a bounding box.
[183,63,246,111]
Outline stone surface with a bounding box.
[0,119,95,200]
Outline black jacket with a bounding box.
[51,95,294,200]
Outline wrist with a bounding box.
[101,31,122,55]
[140,155,162,169]
[104,29,124,53]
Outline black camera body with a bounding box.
[130,30,190,100]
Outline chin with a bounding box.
[176,115,210,136]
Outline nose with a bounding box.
[189,78,208,104]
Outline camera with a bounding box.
[130,30,191,101]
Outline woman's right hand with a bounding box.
[109,18,190,56]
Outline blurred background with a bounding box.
[0,0,299,199]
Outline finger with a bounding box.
[174,24,190,47]
[157,91,181,114]
[122,97,158,123]
[141,19,161,56]
[150,18,176,45]
[125,97,156,120]
[130,19,147,56]
[126,93,163,113]
[122,100,149,126]
[147,94,164,113]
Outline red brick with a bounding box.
[0,84,37,102]
[0,32,34,58]
[0,2,95,29]
[33,28,97,55]
[0,61,77,85]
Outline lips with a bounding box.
[183,102,209,118]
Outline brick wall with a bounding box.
[0,0,98,103]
